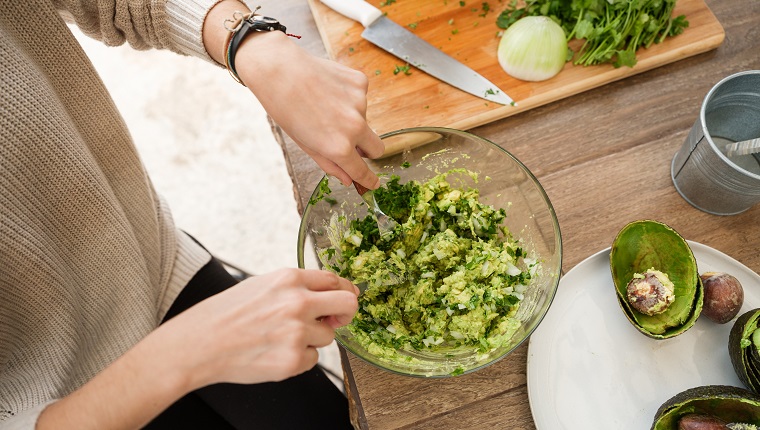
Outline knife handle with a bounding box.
[321,0,382,28]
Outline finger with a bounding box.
[321,313,355,329]
[301,270,358,294]
[303,290,358,326]
[355,127,385,159]
[333,149,380,190]
[305,320,338,348]
[294,135,378,188]
[307,290,359,322]
[307,152,353,187]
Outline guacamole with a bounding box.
[319,169,539,360]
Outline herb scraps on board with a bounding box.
[496,0,689,68]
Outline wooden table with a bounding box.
[263,0,760,428]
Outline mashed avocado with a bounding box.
[319,169,539,360]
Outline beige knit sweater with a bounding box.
[0,0,225,427]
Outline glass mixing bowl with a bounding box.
[297,127,562,377]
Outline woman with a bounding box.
[0,0,382,428]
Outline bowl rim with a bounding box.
[297,126,563,377]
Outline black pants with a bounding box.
[144,257,353,430]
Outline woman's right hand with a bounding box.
[200,0,384,191]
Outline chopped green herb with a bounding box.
[496,0,689,68]
[479,2,491,17]
[408,22,418,29]
[393,64,412,75]
[308,177,333,205]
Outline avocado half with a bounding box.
[730,309,760,394]
[610,220,702,339]
[651,385,760,429]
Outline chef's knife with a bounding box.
[321,0,515,106]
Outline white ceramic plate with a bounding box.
[527,241,760,429]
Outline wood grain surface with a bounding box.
[307,0,725,135]
[263,0,760,428]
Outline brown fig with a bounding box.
[701,272,744,324]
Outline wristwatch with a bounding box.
[226,15,288,85]
[242,15,287,34]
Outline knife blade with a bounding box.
[320,0,515,106]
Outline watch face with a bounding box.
[253,16,279,25]
[246,15,287,34]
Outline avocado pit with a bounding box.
[701,272,744,324]
[627,268,676,316]
[678,414,759,430]
[678,413,727,430]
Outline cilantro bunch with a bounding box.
[497,0,689,68]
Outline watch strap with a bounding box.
[224,12,295,86]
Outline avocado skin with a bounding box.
[730,309,760,394]
[651,385,760,430]
[610,220,702,339]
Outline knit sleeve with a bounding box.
[0,402,54,430]
[55,0,223,63]
[164,0,224,63]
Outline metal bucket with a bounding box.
[671,70,760,215]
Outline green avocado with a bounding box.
[730,309,760,394]
[651,385,760,429]
[609,220,702,339]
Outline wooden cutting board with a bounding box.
[307,0,724,135]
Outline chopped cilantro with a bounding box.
[496,0,689,68]
[308,177,332,205]
[393,64,412,75]
[479,2,491,17]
